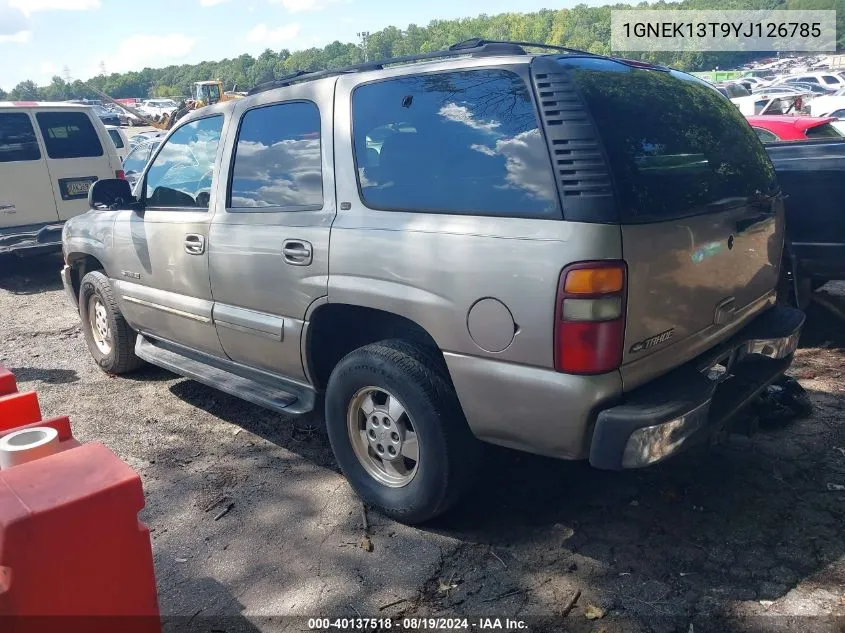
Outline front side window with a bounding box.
[0,113,41,163]
[145,115,223,209]
[35,111,103,159]
[229,101,322,210]
[107,128,124,149]
[351,69,560,219]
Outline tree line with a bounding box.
[2,0,842,102]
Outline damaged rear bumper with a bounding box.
[589,305,805,470]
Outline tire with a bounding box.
[79,270,144,374]
[325,339,479,524]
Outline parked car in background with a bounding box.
[785,73,845,90]
[808,88,845,117]
[765,137,845,304]
[62,42,803,524]
[746,115,842,142]
[104,125,129,161]
[138,99,179,120]
[129,130,165,150]
[103,103,142,127]
[715,82,751,99]
[780,81,837,95]
[92,105,121,127]
[732,93,802,116]
[121,139,160,187]
[0,102,123,256]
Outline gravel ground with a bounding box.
[2,253,845,633]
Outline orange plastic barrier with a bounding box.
[0,364,160,633]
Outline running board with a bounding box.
[135,335,315,416]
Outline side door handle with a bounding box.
[282,239,313,266]
[185,234,206,255]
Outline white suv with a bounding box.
[0,102,124,255]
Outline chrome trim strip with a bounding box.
[212,303,284,340]
[215,319,281,339]
[121,295,211,323]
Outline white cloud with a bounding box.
[270,0,344,14]
[110,33,196,73]
[245,23,300,46]
[199,0,229,5]
[0,29,30,43]
[9,0,99,16]
[0,0,29,40]
[439,102,501,133]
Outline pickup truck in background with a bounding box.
[765,137,845,305]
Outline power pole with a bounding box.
[357,31,370,62]
[63,65,72,82]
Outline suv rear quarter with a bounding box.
[330,53,797,462]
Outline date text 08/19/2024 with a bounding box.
[307,618,529,630]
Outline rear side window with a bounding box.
[107,128,124,149]
[352,69,560,218]
[0,112,40,162]
[822,75,840,85]
[753,127,780,143]
[229,101,322,210]
[36,111,103,159]
[571,59,777,222]
[805,123,843,139]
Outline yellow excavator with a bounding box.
[86,79,243,130]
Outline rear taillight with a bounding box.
[115,170,126,180]
[554,261,627,374]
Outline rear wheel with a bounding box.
[325,340,479,524]
[79,271,144,374]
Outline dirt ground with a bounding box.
[2,253,845,633]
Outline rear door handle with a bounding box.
[282,239,313,266]
[185,234,205,255]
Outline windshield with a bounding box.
[199,84,221,103]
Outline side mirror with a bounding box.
[88,178,139,211]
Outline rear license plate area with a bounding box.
[59,177,98,200]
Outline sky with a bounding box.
[0,0,602,92]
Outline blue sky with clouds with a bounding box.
[0,0,602,91]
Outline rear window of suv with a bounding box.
[805,122,843,139]
[570,59,777,223]
[35,111,103,159]
[351,69,560,219]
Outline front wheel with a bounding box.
[325,340,479,524]
[79,271,144,374]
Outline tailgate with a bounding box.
[622,201,781,370]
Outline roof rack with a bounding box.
[247,39,600,95]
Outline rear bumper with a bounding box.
[0,222,64,255]
[589,305,805,470]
